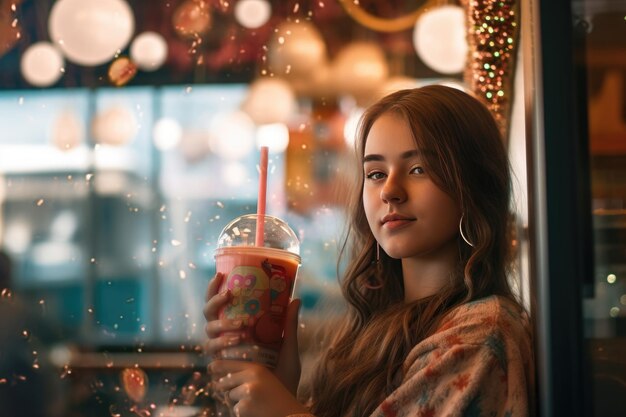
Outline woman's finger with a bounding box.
[203,333,244,355]
[205,273,225,302]
[205,319,243,338]
[209,359,259,379]
[202,290,231,321]
[232,398,252,417]
[213,370,247,392]
[227,383,251,403]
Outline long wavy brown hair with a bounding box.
[307,85,520,417]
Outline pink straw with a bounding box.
[255,146,269,247]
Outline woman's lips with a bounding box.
[382,218,414,230]
[381,214,416,230]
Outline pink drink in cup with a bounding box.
[214,214,300,368]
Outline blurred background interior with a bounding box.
[0,0,625,416]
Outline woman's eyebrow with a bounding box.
[363,154,383,162]
[363,150,421,163]
[400,150,421,159]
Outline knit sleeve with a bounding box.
[369,296,534,417]
[371,337,531,417]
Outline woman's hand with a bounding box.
[203,273,303,395]
[210,359,309,417]
[203,273,245,357]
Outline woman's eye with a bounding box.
[411,166,425,175]
[366,171,385,180]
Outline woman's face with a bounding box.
[362,112,461,260]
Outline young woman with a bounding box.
[204,85,535,417]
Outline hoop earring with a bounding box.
[459,214,475,247]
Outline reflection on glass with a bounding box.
[0,83,349,416]
[577,2,626,415]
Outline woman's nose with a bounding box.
[380,174,407,204]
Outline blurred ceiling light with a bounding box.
[153,118,183,151]
[235,0,272,29]
[268,21,327,80]
[332,42,389,105]
[413,5,467,74]
[173,0,212,39]
[256,123,289,154]
[48,0,135,66]
[130,31,168,71]
[20,42,64,87]
[208,111,256,160]
[92,106,138,146]
[241,77,296,125]
[51,110,83,151]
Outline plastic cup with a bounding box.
[214,214,300,368]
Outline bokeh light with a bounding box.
[108,56,138,87]
[92,106,138,146]
[332,42,389,105]
[153,118,183,151]
[208,111,255,160]
[51,110,83,151]
[413,5,467,74]
[256,123,289,154]
[222,161,248,187]
[48,0,135,66]
[268,21,327,80]
[20,42,64,87]
[121,368,148,403]
[241,77,296,125]
[130,31,168,71]
[234,0,272,29]
[172,0,211,39]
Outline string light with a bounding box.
[463,0,519,136]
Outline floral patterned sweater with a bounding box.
[290,295,535,417]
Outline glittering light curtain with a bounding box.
[462,0,519,141]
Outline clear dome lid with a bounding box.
[216,214,300,255]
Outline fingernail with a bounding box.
[232,319,242,327]
[227,335,240,346]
